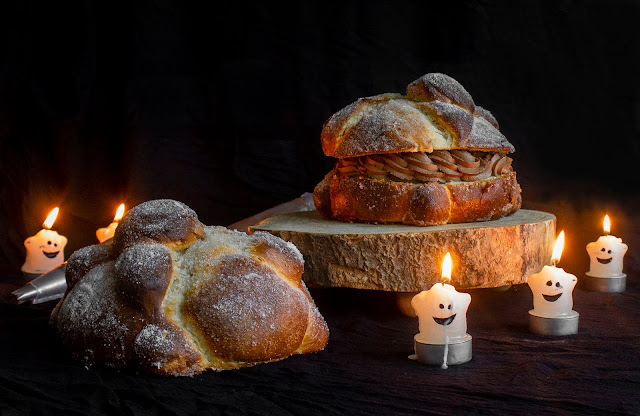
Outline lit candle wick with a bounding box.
[550,230,565,267]
[43,207,59,230]
[441,252,452,286]
[96,203,126,243]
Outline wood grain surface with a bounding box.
[251,209,556,292]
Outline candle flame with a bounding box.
[551,231,565,265]
[43,207,59,229]
[441,252,452,284]
[114,203,125,222]
[603,214,610,235]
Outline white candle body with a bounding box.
[586,235,627,278]
[411,283,471,344]
[527,265,577,318]
[96,222,119,243]
[22,229,68,274]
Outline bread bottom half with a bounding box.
[313,170,521,226]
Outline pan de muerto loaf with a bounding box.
[314,72,521,226]
[50,199,329,376]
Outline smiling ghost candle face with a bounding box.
[527,231,577,318]
[411,252,471,345]
[22,208,68,275]
[528,265,577,318]
[586,216,627,278]
[410,252,472,367]
[587,236,627,277]
[411,283,471,344]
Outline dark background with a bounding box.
[1,1,639,277]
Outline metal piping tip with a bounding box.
[12,285,38,304]
[11,263,67,304]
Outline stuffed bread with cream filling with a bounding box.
[313,72,522,226]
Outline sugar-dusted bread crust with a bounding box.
[321,73,514,159]
[315,73,521,225]
[314,170,521,226]
[50,199,329,376]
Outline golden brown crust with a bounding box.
[248,232,304,288]
[183,255,308,363]
[64,243,114,290]
[314,170,521,226]
[406,72,475,112]
[112,199,205,253]
[320,73,514,158]
[51,199,329,376]
[315,73,520,225]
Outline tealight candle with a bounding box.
[410,252,472,368]
[22,207,68,278]
[584,215,628,292]
[96,203,125,243]
[527,231,579,336]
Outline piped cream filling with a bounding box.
[335,150,513,183]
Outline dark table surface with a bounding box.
[1,271,639,416]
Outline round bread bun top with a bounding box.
[321,73,514,159]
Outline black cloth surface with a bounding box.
[1,280,639,415]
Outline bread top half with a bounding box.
[321,73,515,159]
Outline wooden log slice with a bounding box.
[250,209,556,292]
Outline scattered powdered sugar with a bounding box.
[129,200,192,234]
[68,245,110,269]
[250,231,304,265]
[117,243,169,271]
[209,272,278,321]
[339,99,432,157]
[329,73,514,159]
[54,198,325,374]
[473,105,499,128]
[180,226,249,272]
[115,243,172,294]
[425,100,474,142]
[409,73,476,111]
[59,263,116,330]
[184,256,308,361]
[114,199,199,250]
[133,323,172,367]
[56,262,134,366]
[65,244,113,288]
[467,116,513,152]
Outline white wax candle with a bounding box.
[96,222,118,243]
[586,216,627,278]
[96,203,125,243]
[527,265,577,318]
[22,208,67,274]
[411,282,471,345]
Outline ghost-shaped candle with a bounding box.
[527,231,579,335]
[585,215,627,292]
[96,203,125,243]
[410,252,472,367]
[22,207,68,277]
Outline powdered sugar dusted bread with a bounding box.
[50,199,329,376]
[314,73,521,226]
